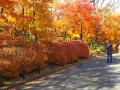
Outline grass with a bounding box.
[90,43,106,52]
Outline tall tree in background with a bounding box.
[98,15,120,43]
[52,0,101,42]
[90,0,120,42]
[0,0,54,41]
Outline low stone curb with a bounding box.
[1,62,82,90]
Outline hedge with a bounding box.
[0,36,89,79]
[44,40,89,65]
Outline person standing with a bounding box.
[106,42,113,63]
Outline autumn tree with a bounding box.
[52,0,101,42]
[0,0,54,41]
[98,15,120,43]
[88,0,120,43]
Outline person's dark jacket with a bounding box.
[106,43,112,55]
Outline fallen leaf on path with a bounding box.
[84,77,109,82]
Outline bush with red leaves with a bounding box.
[69,40,89,59]
[0,35,89,79]
[44,40,89,66]
[0,36,45,78]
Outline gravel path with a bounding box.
[16,53,120,90]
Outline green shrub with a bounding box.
[90,43,106,52]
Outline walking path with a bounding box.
[16,53,120,90]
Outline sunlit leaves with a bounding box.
[0,0,54,41]
[99,15,120,43]
[52,0,101,41]
[8,16,16,22]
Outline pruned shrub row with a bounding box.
[44,40,89,65]
[0,36,45,78]
[0,36,89,79]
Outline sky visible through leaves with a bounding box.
[55,0,120,12]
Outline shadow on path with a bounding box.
[17,53,120,90]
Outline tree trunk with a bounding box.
[0,71,3,86]
[80,23,83,40]
[1,8,3,14]
[35,34,37,42]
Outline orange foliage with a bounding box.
[44,41,69,65]
[69,40,89,58]
[0,35,89,78]
[44,40,89,65]
[0,36,45,78]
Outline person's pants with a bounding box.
[107,54,112,63]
